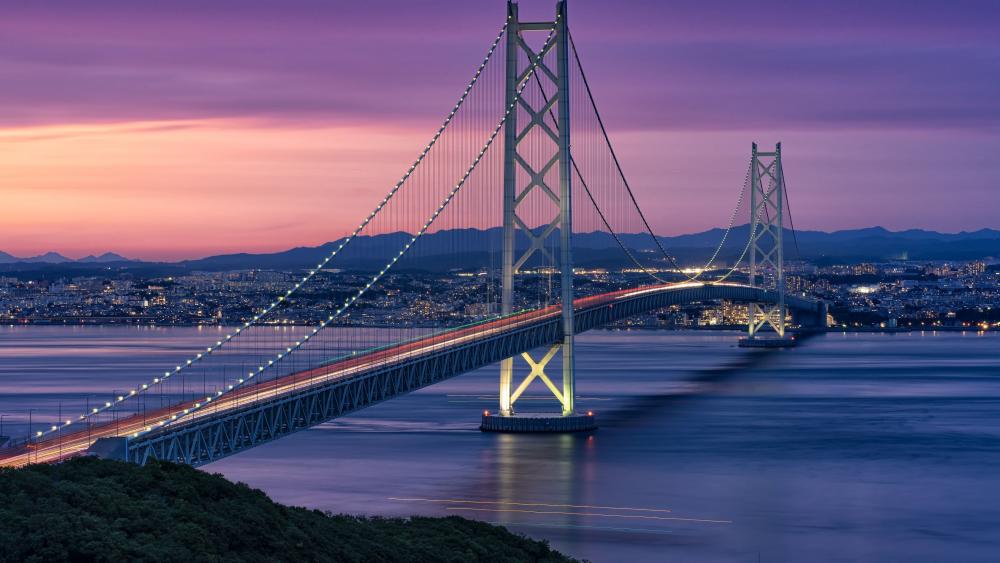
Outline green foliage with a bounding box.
[0,458,577,563]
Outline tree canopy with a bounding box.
[0,457,577,563]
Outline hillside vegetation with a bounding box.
[0,457,577,563]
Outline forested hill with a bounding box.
[0,457,577,563]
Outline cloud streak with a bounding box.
[2,0,997,131]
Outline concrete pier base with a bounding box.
[739,336,797,348]
[480,412,597,433]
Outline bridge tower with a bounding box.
[741,142,794,347]
[483,1,594,432]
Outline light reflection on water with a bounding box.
[2,326,999,562]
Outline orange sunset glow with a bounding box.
[0,119,427,260]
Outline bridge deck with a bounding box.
[0,282,819,467]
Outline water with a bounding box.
[2,326,999,562]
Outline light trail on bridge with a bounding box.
[0,281,767,468]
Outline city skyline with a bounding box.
[2,0,999,260]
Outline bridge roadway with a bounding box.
[0,281,820,468]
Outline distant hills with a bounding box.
[0,251,128,264]
[659,225,1000,263]
[2,225,998,275]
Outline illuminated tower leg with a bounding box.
[498,1,519,417]
[484,0,594,432]
[555,0,575,417]
[741,142,794,348]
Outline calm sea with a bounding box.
[2,326,999,562]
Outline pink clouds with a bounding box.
[0,120,430,260]
[0,0,998,259]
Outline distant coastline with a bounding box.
[3,320,993,334]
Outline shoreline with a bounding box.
[2,320,995,333]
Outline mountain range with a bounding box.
[2,226,998,274]
[0,251,129,264]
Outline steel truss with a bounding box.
[129,319,561,467]
[500,0,576,416]
[127,283,820,466]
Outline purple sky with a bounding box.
[1,0,998,259]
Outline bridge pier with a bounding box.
[739,336,796,348]
[481,411,596,433]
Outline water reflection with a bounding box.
[3,327,1000,562]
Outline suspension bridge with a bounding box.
[0,1,824,468]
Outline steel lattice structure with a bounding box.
[747,142,788,338]
[127,283,823,466]
[499,0,576,417]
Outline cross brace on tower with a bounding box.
[741,142,794,347]
[483,0,594,432]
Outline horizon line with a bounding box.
[3,223,999,263]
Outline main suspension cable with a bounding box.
[779,159,802,258]
[574,153,761,286]
[35,22,512,444]
[135,25,561,439]
[572,158,673,284]
[568,32,685,273]
[569,31,752,283]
